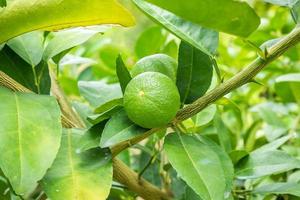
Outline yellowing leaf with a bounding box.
[0,0,135,43]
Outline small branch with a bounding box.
[112,25,300,154]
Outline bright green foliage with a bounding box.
[164,133,234,200]
[43,129,113,200]
[133,0,219,56]
[0,87,62,197]
[131,54,178,81]
[124,72,180,128]
[100,109,147,148]
[253,183,300,197]
[145,0,260,37]
[0,0,135,44]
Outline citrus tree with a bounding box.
[0,0,300,200]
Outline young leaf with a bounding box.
[135,26,167,58]
[78,81,123,108]
[43,129,113,200]
[164,133,234,200]
[236,150,300,179]
[145,0,260,37]
[253,183,300,197]
[7,31,44,66]
[43,28,106,61]
[116,55,132,93]
[100,109,147,148]
[176,41,213,104]
[0,0,135,44]
[0,87,62,197]
[132,0,219,56]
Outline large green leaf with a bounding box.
[236,150,300,179]
[145,0,260,37]
[0,0,6,7]
[0,0,135,44]
[253,183,300,197]
[164,133,234,200]
[7,31,44,66]
[176,41,213,104]
[0,87,62,197]
[132,0,219,56]
[100,109,147,148]
[43,129,113,200]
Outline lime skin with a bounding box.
[131,54,178,82]
[124,72,180,129]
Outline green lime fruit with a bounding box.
[124,72,180,128]
[131,54,178,82]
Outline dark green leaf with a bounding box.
[145,0,260,37]
[132,0,218,56]
[164,133,234,200]
[0,0,6,7]
[229,150,249,165]
[0,87,62,197]
[0,46,50,94]
[43,129,113,200]
[176,41,213,104]
[100,109,147,148]
[184,186,202,200]
[116,55,132,93]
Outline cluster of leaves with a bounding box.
[0,0,300,200]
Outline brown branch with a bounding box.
[0,69,172,200]
[112,25,300,155]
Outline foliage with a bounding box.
[0,0,300,200]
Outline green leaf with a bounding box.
[176,41,213,104]
[229,150,249,165]
[264,0,297,6]
[145,0,260,37]
[94,98,123,114]
[0,46,50,94]
[0,0,135,44]
[78,121,108,152]
[78,81,123,108]
[275,73,300,103]
[7,31,44,66]
[0,87,62,197]
[236,150,300,179]
[116,55,132,93]
[214,114,233,153]
[100,109,147,148]
[164,133,234,200]
[253,183,300,197]
[43,28,106,61]
[135,26,167,58]
[253,135,291,154]
[43,129,113,200]
[193,105,216,127]
[132,0,218,56]
[0,0,6,7]
[184,186,202,200]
